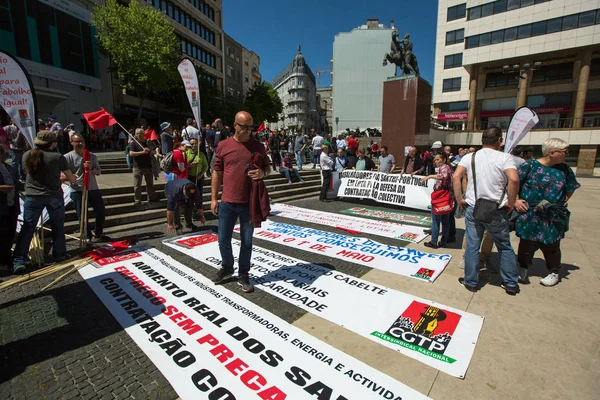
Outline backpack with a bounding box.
[160,151,175,172]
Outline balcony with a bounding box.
[288,108,308,115]
[288,85,308,92]
[288,97,308,104]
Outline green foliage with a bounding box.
[93,0,181,120]
[244,81,283,124]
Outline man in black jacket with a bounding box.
[268,130,282,171]
[400,146,424,175]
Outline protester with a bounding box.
[182,118,200,142]
[422,152,452,249]
[311,131,324,168]
[48,116,66,154]
[186,138,209,194]
[515,138,580,287]
[371,141,380,158]
[453,127,520,295]
[0,144,19,271]
[346,134,358,156]
[166,179,205,233]
[319,143,334,202]
[13,131,77,273]
[455,148,465,162]
[336,135,347,153]
[63,134,109,243]
[268,130,282,171]
[211,111,270,293]
[334,148,348,172]
[129,128,157,206]
[5,120,28,181]
[468,146,476,153]
[521,146,534,160]
[144,125,156,141]
[400,146,424,175]
[294,133,306,170]
[378,146,396,174]
[166,141,190,181]
[213,118,230,150]
[280,152,304,184]
[351,148,376,170]
[160,121,175,155]
[118,130,127,151]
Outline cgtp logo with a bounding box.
[176,234,217,249]
[411,267,435,281]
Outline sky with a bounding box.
[223,0,439,88]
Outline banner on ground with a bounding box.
[270,203,428,243]
[340,207,432,227]
[164,233,482,378]
[17,184,72,232]
[337,170,434,211]
[178,58,201,126]
[80,246,430,399]
[0,50,37,148]
[504,106,539,155]
[250,221,450,282]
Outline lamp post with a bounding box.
[335,117,339,135]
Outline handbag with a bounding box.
[471,151,505,223]
[431,189,453,215]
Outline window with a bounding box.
[591,58,600,77]
[507,0,519,10]
[531,62,574,83]
[485,72,518,88]
[469,6,481,20]
[562,15,578,30]
[466,35,479,49]
[521,0,534,6]
[547,17,561,33]
[445,29,464,45]
[441,101,469,112]
[479,32,491,46]
[518,24,532,39]
[532,21,546,36]
[504,27,517,41]
[579,10,596,27]
[492,30,504,44]
[447,4,466,21]
[444,53,463,69]
[442,77,462,92]
[494,0,507,13]
[482,2,494,17]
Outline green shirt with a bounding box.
[186,149,208,177]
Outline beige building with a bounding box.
[431,0,600,174]
[242,47,262,97]
[317,87,333,133]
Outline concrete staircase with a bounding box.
[98,156,130,174]
[66,159,323,234]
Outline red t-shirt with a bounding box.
[170,149,188,179]
[214,137,268,203]
[347,137,358,150]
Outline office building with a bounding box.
[242,47,261,97]
[317,87,333,133]
[224,34,244,102]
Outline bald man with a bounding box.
[211,111,270,293]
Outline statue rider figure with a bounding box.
[402,33,420,76]
[383,30,420,77]
[382,30,403,73]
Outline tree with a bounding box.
[244,81,283,125]
[93,0,181,123]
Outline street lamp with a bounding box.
[335,117,339,134]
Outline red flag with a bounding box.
[83,108,118,130]
[257,122,265,132]
[82,149,91,189]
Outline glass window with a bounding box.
[482,3,494,17]
[521,0,534,6]
[174,8,179,21]
[492,30,504,44]
[444,53,463,69]
[442,77,461,92]
[466,35,479,49]
[447,4,466,21]
[192,47,197,59]
[518,24,532,39]
[456,29,464,42]
[562,14,578,30]
[469,6,481,20]
[579,11,596,27]
[597,10,600,25]
[547,17,562,33]
[447,6,456,20]
[167,3,173,17]
[504,27,517,41]
[507,0,519,10]
[479,32,491,46]
[532,21,546,36]
[441,101,469,112]
[494,0,507,13]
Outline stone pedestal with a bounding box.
[381,76,432,165]
[576,145,597,176]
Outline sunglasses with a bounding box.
[235,122,254,130]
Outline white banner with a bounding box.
[338,170,434,211]
[165,233,483,378]
[270,203,428,243]
[17,184,72,232]
[504,106,539,155]
[178,58,201,126]
[80,246,429,399]
[0,51,37,148]
[250,221,450,282]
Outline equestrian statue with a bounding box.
[383,31,420,76]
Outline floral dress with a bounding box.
[515,160,580,244]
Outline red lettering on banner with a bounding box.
[225,357,249,375]
[297,241,310,246]
[256,231,281,239]
[309,244,331,252]
[169,312,188,324]
[241,370,267,391]
[95,252,141,266]
[283,238,295,243]
[176,234,218,248]
[336,250,375,263]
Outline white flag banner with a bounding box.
[0,50,37,148]
[165,233,484,378]
[17,184,73,232]
[250,220,450,282]
[270,203,428,243]
[79,246,430,399]
[337,170,434,211]
[504,106,539,155]
[177,58,201,125]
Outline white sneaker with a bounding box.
[540,273,560,287]
[459,259,465,269]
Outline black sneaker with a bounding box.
[93,233,112,243]
[423,229,432,235]
[458,277,478,293]
[238,275,254,293]
[424,241,438,249]
[500,282,519,296]
[212,268,234,284]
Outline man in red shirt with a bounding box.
[167,141,190,181]
[211,111,270,293]
[346,134,358,156]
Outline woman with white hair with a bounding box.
[514,138,580,287]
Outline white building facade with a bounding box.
[332,19,396,134]
[432,0,600,173]
[271,46,317,135]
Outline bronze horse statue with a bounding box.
[383,31,420,76]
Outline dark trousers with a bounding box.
[271,151,281,171]
[70,190,106,238]
[517,238,562,274]
[320,170,332,200]
[11,150,25,180]
[0,207,18,267]
[174,202,194,228]
[187,175,205,209]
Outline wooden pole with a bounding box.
[40,257,91,292]
[79,188,89,248]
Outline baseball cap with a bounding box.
[431,141,443,149]
[181,140,192,147]
[48,115,57,121]
[34,130,58,146]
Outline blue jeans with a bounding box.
[11,150,25,180]
[312,150,321,167]
[430,209,449,245]
[13,194,67,264]
[70,190,106,238]
[218,202,253,276]
[464,206,518,288]
[295,150,303,169]
[280,168,302,182]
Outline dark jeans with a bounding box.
[312,150,321,167]
[0,207,18,267]
[518,239,561,274]
[70,190,106,238]
[11,150,25,180]
[271,151,281,171]
[218,202,253,276]
[13,194,67,264]
[174,201,194,228]
[187,175,205,211]
[430,209,449,245]
[320,170,332,200]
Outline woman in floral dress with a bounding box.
[514,138,580,287]
[422,152,453,249]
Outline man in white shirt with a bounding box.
[311,132,324,168]
[182,118,200,141]
[453,127,520,295]
[319,143,334,202]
